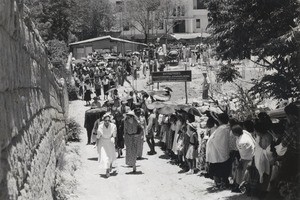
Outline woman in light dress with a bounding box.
[96,114,117,178]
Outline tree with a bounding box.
[207,0,300,100]
[155,0,187,35]
[123,0,161,43]
[76,0,116,40]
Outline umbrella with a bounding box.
[147,102,165,110]
[164,87,173,92]
[98,61,106,65]
[106,87,118,93]
[106,56,117,61]
[72,59,86,64]
[168,50,179,56]
[158,106,175,115]
[188,107,202,117]
[132,51,140,55]
[153,94,171,102]
[175,104,192,112]
[85,107,107,114]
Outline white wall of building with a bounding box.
[110,0,209,36]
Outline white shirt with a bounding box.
[206,124,230,163]
[236,130,255,160]
[96,122,117,139]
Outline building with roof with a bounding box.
[69,35,146,59]
[109,0,209,41]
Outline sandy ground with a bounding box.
[68,63,257,200]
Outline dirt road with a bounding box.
[68,65,254,200]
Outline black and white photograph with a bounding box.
[1,0,300,200]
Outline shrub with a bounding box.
[54,146,81,200]
[67,83,79,101]
[66,118,81,142]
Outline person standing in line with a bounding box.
[231,124,255,192]
[134,108,146,159]
[186,122,199,174]
[94,71,102,99]
[202,73,210,100]
[96,114,117,178]
[102,76,110,100]
[113,110,125,158]
[206,112,231,189]
[84,80,92,105]
[146,108,157,155]
[124,111,143,172]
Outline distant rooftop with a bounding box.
[69,35,147,46]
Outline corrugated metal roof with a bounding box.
[69,35,147,46]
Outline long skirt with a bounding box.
[199,138,208,170]
[84,90,92,101]
[95,88,101,97]
[172,132,179,155]
[97,138,116,169]
[166,130,174,150]
[183,134,190,159]
[103,84,109,96]
[125,134,140,166]
[161,124,168,143]
[202,89,209,100]
[186,144,198,159]
[115,122,124,149]
[137,133,144,158]
[209,159,231,179]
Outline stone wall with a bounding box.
[0,0,68,199]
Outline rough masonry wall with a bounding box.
[0,0,68,199]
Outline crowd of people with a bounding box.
[73,48,299,200]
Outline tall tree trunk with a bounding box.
[145,9,150,44]
[144,32,148,44]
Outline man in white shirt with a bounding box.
[231,124,255,192]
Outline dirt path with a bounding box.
[68,65,255,200]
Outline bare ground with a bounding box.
[68,63,257,200]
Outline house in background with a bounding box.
[69,35,146,59]
[109,0,209,41]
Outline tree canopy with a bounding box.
[207,0,300,100]
[24,0,116,66]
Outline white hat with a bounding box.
[126,111,135,116]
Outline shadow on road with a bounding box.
[87,157,98,161]
[121,165,141,168]
[137,157,148,160]
[99,170,118,179]
[159,154,170,160]
[125,171,144,175]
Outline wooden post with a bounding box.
[185,63,188,104]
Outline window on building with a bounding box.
[196,19,201,28]
[158,21,164,30]
[173,8,176,16]
[116,1,124,12]
[181,6,185,16]
[193,0,206,9]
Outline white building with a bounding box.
[109,0,209,39]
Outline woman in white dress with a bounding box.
[96,114,117,178]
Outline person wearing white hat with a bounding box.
[124,111,143,172]
[96,114,117,178]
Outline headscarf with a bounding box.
[124,115,139,135]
